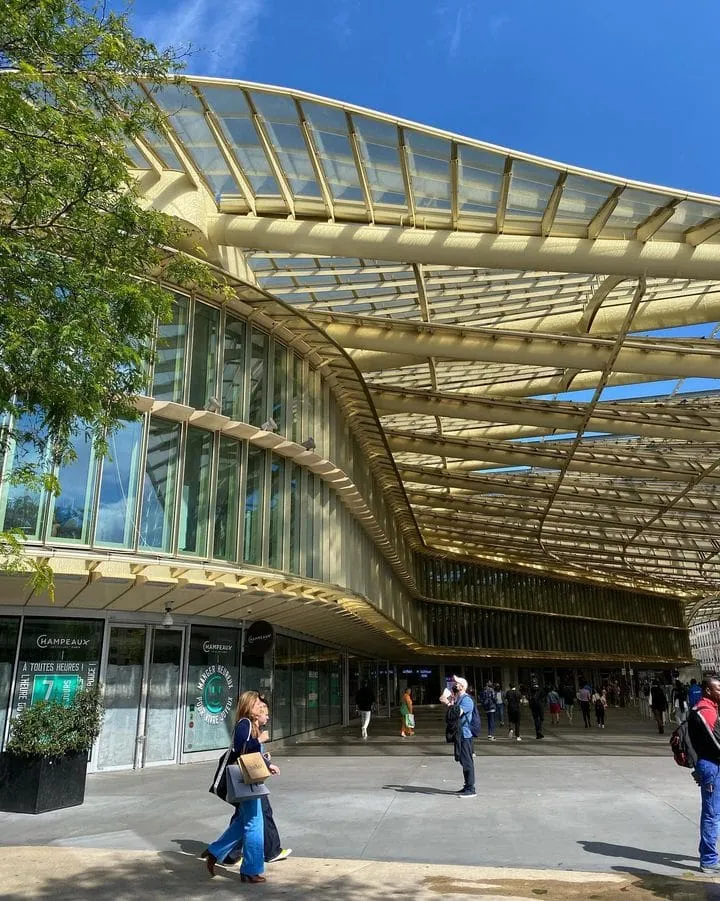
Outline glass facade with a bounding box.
[0,291,690,667]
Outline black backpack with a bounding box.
[670,717,698,769]
[469,702,482,738]
[445,703,461,743]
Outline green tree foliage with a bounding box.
[0,2,219,591]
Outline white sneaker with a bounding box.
[488,735,496,741]
[509,729,514,738]
[516,736,522,742]
[268,849,292,863]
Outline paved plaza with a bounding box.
[2,706,720,900]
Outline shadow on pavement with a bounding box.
[382,783,458,795]
[579,840,700,873]
[7,853,720,901]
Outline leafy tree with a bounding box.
[0,1,217,592]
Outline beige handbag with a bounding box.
[239,751,271,785]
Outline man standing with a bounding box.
[650,680,668,735]
[480,681,497,741]
[355,680,375,740]
[451,676,476,798]
[687,676,720,874]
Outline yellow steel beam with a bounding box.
[206,215,720,281]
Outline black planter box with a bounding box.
[0,750,88,814]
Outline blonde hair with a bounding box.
[235,690,260,737]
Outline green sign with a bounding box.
[30,673,83,706]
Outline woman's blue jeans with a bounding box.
[208,797,264,875]
[696,759,720,867]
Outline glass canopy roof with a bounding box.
[131,77,720,620]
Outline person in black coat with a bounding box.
[650,681,668,734]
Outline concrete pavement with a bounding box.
[2,705,720,900]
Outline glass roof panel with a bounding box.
[249,91,321,198]
[664,200,720,233]
[457,145,504,216]
[605,188,672,230]
[125,140,150,168]
[303,101,364,202]
[200,85,279,195]
[506,161,557,220]
[353,115,406,206]
[405,130,451,210]
[153,84,238,195]
[555,174,616,224]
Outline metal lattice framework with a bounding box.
[130,76,720,624]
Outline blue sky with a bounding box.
[129,0,720,196]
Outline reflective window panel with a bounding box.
[213,436,241,562]
[48,429,97,543]
[94,418,144,548]
[152,294,189,402]
[222,315,246,420]
[178,427,213,556]
[139,418,181,553]
[243,445,265,564]
[188,302,220,410]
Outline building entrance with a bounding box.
[95,624,185,770]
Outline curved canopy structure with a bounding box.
[131,76,720,621]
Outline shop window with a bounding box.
[330,655,343,725]
[188,302,219,410]
[9,617,103,726]
[178,427,213,556]
[0,617,20,745]
[213,437,241,562]
[139,418,181,553]
[152,294,189,402]
[290,638,307,735]
[272,633,292,740]
[183,625,240,753]
[94,418,144,548]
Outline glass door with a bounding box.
[97,626,147,770]
[142,627,184,766]
[96,625,185,770]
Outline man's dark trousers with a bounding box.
[456,737,475,792]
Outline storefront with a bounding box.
[0,612,347,771]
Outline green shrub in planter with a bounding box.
[0,683,104,813]
[6,683,104,757]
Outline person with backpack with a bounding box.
[480,681,497,741]
[687,676,720,873]
[592,688,607,728]
[449,676,476,798]
[689,678,703,709]
[505,683,522,741]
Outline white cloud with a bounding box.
[136,0,267,76]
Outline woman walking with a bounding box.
[400,686,415,737]
[203,690,278,884]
